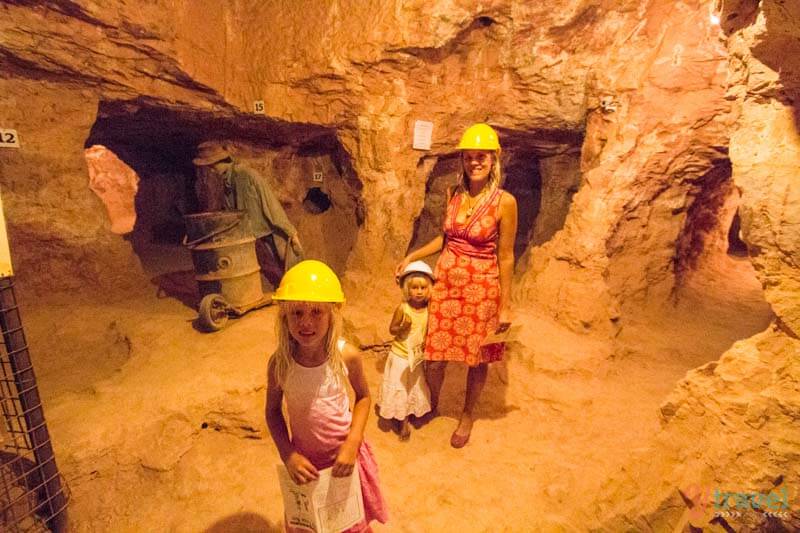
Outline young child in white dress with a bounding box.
[378,261,433,440]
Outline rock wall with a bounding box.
[591,1,800,529]
[0,0,792,333]
[0,78,144,297]
[723,0,800,338]
[515,0,734,333]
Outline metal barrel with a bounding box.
[183,211,263,308]
[183,210,249,246]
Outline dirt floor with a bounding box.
[15,245,773,532]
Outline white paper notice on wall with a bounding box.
[0,190,14,277]
[412,120,433,150]
[0,129,20,149]
[253,100,266,115]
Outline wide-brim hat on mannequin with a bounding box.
[193,142,231,166]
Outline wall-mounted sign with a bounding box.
[0,190,13,277]
[412,120,433,150]
[0,129,20,149]
[253,100,265,114]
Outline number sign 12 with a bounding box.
[0,129,20,149]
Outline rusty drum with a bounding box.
[183,211,269,330]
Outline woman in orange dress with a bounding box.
[396,123,518,448]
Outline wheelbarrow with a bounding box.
[183,210,272,331]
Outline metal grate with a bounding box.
[0,277,67,532]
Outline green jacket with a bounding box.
[222,163,296,238]
[223,163,299,266]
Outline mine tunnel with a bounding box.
[83,101,364,283]
[1,0,796,531]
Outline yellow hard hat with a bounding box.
[457,123,501,151]
[272,260,346,303]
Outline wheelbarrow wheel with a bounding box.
[198,294,229,331]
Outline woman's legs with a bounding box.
[425,361,447,414]
[451,363,488,447]
[425,361,447,412]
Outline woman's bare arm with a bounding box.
[496,191,518,325]
[395,186,458,277]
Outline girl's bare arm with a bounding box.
[265,357,318,483]
[333,343,371,476]
[389,304,411,337]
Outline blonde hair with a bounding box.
[270,301,346,387]
[459,151,503,191]
[401,273,432,303]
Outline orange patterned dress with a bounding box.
[424,187,505,366]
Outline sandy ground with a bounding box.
[11,247,773,532]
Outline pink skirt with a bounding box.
[347,441,388,532]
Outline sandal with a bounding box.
[450,430,470,448]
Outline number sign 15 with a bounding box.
[0,129,20,148]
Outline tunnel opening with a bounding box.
[727,210,747,256]
[302,187,332,214]
[84,100,363,280]
[407,154,459,261]
[502,150,541,261]
[673,159,741,280]
[622,156,776,365]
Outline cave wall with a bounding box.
[515,0,734,333]
[590,1,800,530]
[246,143,363,275]
[0,0,793,336]
[722,0,800,338]
[0,78,145,297]
[1,0,594,309]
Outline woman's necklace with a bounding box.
[464,187,488,219]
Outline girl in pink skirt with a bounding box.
[265,260,388,532]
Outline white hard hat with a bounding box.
[399,260,435,284]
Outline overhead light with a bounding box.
[710,0,721,26]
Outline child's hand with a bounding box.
[399,313,412,333]
[332,440,359,477]
[286,451,319,484]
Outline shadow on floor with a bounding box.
[203,512,280,533]
[152,269,199,310]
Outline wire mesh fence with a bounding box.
[0,277,67,532]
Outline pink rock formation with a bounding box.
[84,145,139,234]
